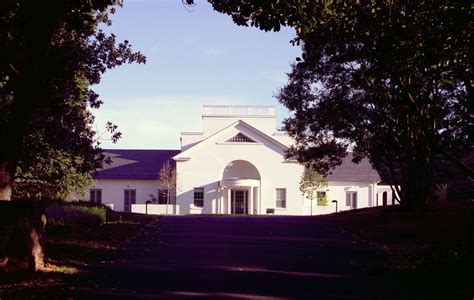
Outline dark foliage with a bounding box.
[0,1,146,200]
[201,0,473,210]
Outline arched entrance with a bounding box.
[218,160,261,214]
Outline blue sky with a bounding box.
[93,0,301,149]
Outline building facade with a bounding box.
[82,105,395,215]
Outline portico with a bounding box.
[218,178,260,214]
[217,160,261,215]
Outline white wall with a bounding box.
[132,204,179,215]
[176,113,390,216]
[176,138,305,215]
[325,181,373,212]
[84,179,174,212]
[376,185,398,206]
[299,181,376,215]
[271,133,294,147]
[181,132,203,150]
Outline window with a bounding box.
[194,187,204,207]
[276,188,286,208]
[225,133,256,143]
[158,189,168,204]
[90,189,102,204]
[124,189,136,212]
[346,191,357,209]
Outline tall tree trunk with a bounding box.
[0,2,61,202]
[401,155,432,211]
[0,162,14,200]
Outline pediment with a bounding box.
[223,132,257,143]
[173,120,288,160]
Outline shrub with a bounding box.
[434,183,450,204]
[317,195,328,206]
[46,202,107,225]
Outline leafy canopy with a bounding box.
[299,168,328,200]
[0,1,145,199]
[201,0,473,209]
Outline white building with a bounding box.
[83,105,395,215]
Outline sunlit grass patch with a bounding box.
[42,263,78,274]
[0,210,158,298]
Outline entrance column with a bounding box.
[220,188,225,214]
[216,187,219,214]
[218,188,222,214]
[249,187,254,215]
[255,187,259,214]
[227,188,232,214]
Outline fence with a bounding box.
[131,204,179,215]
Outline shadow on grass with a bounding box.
[319,203,474,299]
[0,213,158,299]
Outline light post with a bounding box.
[145,200,152,215]
[331,200,338,213]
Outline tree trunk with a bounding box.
[0,2,62,203]
[401,156,432,211]
[0,162,14,201]
[0,201,46,272]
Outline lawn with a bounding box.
[1,202,473,299]
[320,202,474,298]
[0,211,158,299]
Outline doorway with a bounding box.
[231,190,248,214]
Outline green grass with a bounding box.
[320,202,474,299]
[46,202,108,225]
[0,211,158,299]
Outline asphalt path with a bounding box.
[64,216,410,299]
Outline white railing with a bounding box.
[203,105,275,116]
[131,204,179,215]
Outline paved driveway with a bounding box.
[66,216,404,299]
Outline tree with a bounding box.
[158,160,177,215]
[200,0,473,210]
[299,167,327,216]
[0,1,146,200]
[13,148,94,201]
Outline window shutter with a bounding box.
[346,192,351,206]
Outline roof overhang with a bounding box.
[174,157,191,162]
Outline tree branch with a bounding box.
[437,149,474,181]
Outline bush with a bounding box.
[46,202,107,226]
[317,196,328,206]
[433,183,450,204]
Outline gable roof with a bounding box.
[174,120,288,160]
[327,153,381,182]
[93,149,180,180]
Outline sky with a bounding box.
[93,0,301,149]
